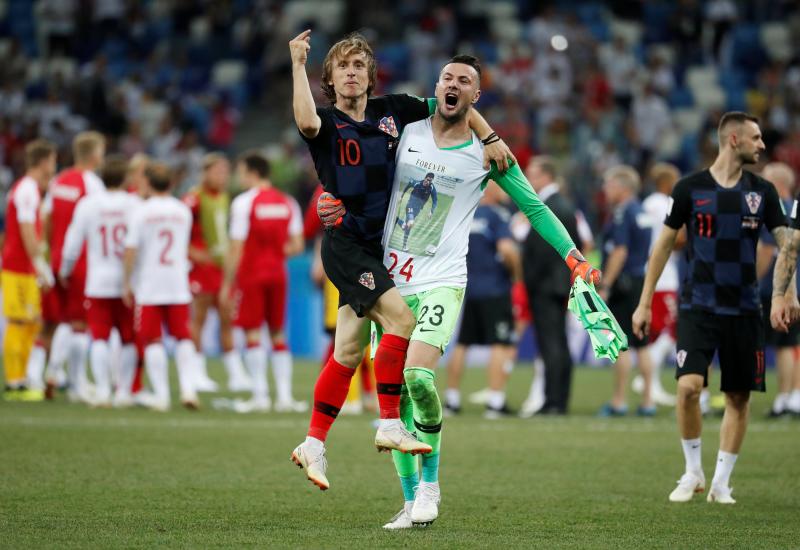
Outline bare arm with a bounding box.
[497,238,522,282]
[632,226,679,339]
[122,247,137,307]
[468,109,516,172]
[188,245,214,266]
[284,234,304,257]
[290,30,321,138]
[756,241,776,281]
[221,239,244,290]
[770,227,800,332]
[598,246,627,297]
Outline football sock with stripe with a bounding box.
[392,384,420,501]
[374,334,409,419]
[307,356,356,442]
[405,366,442,483]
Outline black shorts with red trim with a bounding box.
[675,309,766,393]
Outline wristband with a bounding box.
[481,132,498,145]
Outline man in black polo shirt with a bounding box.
[288,30,513,490]
[633,112,792,504]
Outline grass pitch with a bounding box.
[2,361,799,549]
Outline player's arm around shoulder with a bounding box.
[290,29,322,139]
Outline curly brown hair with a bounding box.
[321,32,377,103]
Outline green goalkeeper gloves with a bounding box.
[567,278,628,362]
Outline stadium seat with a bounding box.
[693,85,726,111]
[46,57,77,81]
[673,108,704,135]
[685,65,718,93]
[485,1,517,19]
[760,22,792,62]
[212,60,246,88]
[609,19,643,47]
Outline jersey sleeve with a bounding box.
[84,171,105,195]
[490,163,576,259]
[389,94,434,127]
[664,179,692,229]
[299,107,335,144]
[14,181,40,223]
[288,196,303,237]
[124,205,143,249]
[763,181,788,231]
[229,193,251,241]
[60,199,89,277]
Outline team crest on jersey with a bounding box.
[359,272,376,290]
[677,350,687,368]
[745,192,762,214]
[378,116,398,138]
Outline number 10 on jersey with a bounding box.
[387,252,413,282]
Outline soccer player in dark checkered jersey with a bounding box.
[288,30,515,490]
[633,112,794,504]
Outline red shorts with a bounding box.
[189,264,223,296]
[233,279,286,331]
[42,276,89,324]
[511,281,532,324]
[650,290,678,341]
[134,303,192,345]
[87,297,135,343]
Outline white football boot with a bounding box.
[232,397,271,413]
[374,421,432,454]
[383,502,415,530]
[411,481,440,525]
[291,439,329,491]
[669,472,706,502]
[274,398,309,413]
[707,485,736,504]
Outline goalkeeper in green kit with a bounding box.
[319,55,601,528]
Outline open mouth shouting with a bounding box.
[443,91,459,112]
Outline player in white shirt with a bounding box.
[60,156,141,407]
[634,163,683,407]
[122,162,199,411]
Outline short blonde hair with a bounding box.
[321,32,377,103]
[202,152,228,171]
[72,131,106,163]
[127,153,150,175]
[25,139,56,170]
[604,164,641,193]
[649,162,680,188]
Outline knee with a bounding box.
[677,375,703,402]
[333,342,363,368]
[725,391,750,412]
[404,367,441,424]
[390,307,416,338]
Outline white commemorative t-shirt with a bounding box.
[124,195,192,305]
[381,118,490,296]
[61,190,142,298]
[643,191,679,292]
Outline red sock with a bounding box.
[360,353,374,393]
[308,356,356,442]
[373,334,408,419]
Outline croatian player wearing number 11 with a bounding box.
[332,55,601,528]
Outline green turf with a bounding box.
[2,361,799,549]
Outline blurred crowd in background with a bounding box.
[2,0,800,231]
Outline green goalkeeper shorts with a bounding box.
[371,286,465,356]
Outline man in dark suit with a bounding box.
[522,157,581,415]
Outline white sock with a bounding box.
[196,353,210,380]
[90,340,111,401]
[772,392,788,414]
[144,343,170,403]
[272,349,293,403]
[46,323,72,383]
[445,388,460,408]
[378,418,402,430]
[175,340,198,397]
[304,435,324,450]
[223,349,247,380]
[116,344,137,398]
[502,358,514,374]
[529,358,545,401]
[244,345,268,402]
[711,450,738,488]
[68,331,90,391]
[787,389,800,413]
[681,438,703,476]
[487,390,505,409]
[26,345,47,391]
